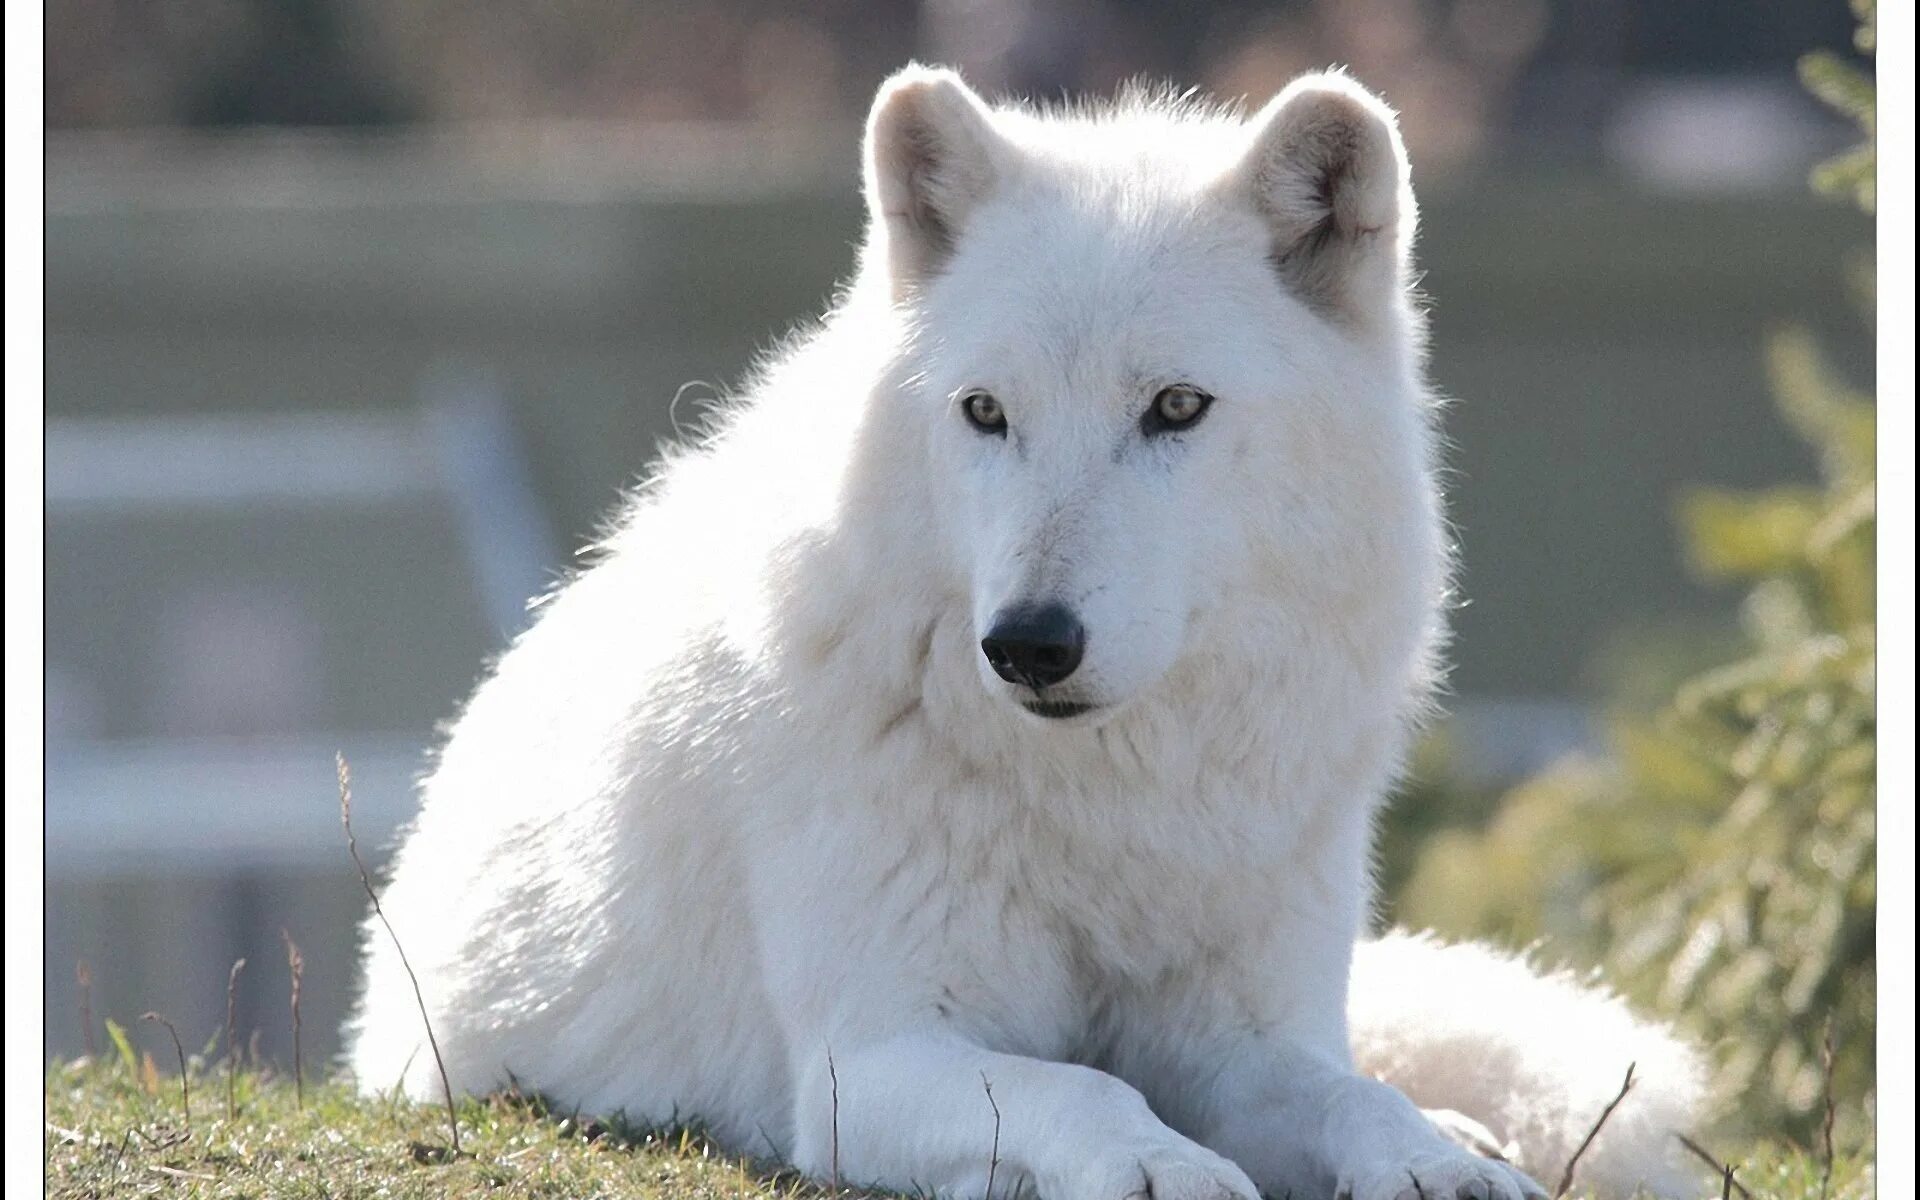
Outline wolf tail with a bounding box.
[1349,931,1710,1199]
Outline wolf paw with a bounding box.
[1345,1148,1547,1200]
[1073,1139,1261,1200]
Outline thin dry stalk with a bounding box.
[1555,1062,1635,1198]
[131,1123,190,1152]
[826,1048,841,1190]
[1820,1018,1838,1200]
[1674,1133,1754,1200]
[1721,1164,1737,1200]
[224,958,247,1120]
[340,752,460,1154]
[981,1073,1002,1200]
[140,1012,191,1136]
[76,961,96,1059]
[281,929,306,1109]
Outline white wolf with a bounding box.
[349,67,1705,1200]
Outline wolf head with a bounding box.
[858,67,1444,729]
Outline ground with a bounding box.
[43,1059,1869,1200]
[45,1059,832,1200]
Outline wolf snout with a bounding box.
[981,602,1086,689]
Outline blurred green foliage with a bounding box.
[1800,0,1877,214]
[1393,0,1877,1150]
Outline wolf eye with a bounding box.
[960,390,1007,435]
[1143,385,1213,435]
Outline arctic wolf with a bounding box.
[350,67,1704,1200]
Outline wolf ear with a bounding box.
[1229,72,1414,324]
[864,65,1007,300]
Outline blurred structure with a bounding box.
[44,0,1871,1070]
[47,0,1859,184]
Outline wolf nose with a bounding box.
[981,603,1086,689]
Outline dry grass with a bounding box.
[44,1055,1876,1200]
[45,1058,877,1200]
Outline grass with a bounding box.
[44,1058,841,1200]
[44,1057,1873,1200]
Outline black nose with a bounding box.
[981,603,1086,689]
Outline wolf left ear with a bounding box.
[1228,72,1415,325]
[863,65,1008,301]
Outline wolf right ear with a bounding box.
[864,66,1008,301]
[1228,72,1415,326]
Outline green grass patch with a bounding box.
[45,1058,846,1200]
[44,1058,1871,1199]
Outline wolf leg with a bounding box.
[789,1032,1260,1200]
[1202,1043,1547,1200]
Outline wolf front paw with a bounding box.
[1345,1147,1547,1200]
[1069,1138,1261,1200]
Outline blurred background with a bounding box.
[45,0,1876,1152]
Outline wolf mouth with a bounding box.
[1022,699,1098,720]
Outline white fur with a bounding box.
[348,66,1704,1200]
[1351,933,1707,1196]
